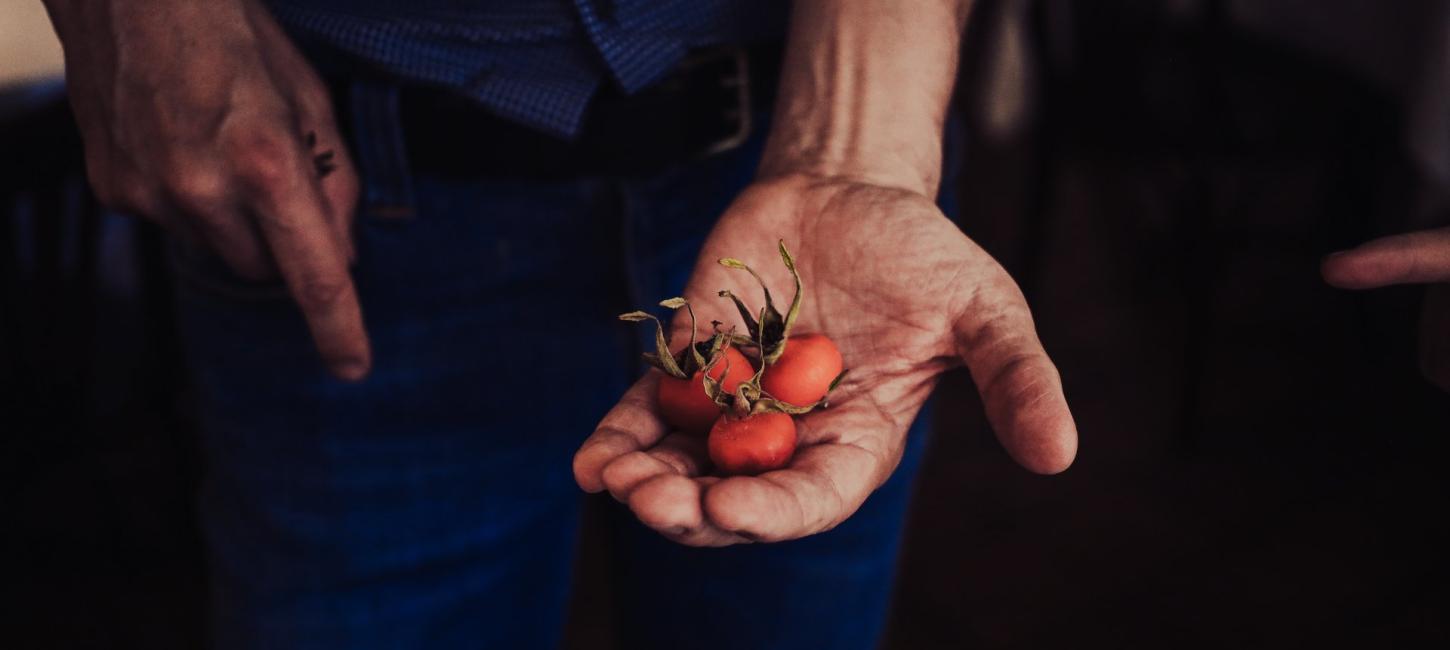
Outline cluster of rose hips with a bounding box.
[621,241,845,476]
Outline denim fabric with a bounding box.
[173,100,956,649]
[176,174,631,648]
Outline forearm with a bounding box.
[760,0,972,197]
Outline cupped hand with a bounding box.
[574,174,1078,546]
[47,0,368,379]
[1322,227,1450,391]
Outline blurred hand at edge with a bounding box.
[1323,228,1450,392]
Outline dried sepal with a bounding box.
[775,240,804,357]
[701,363,722,402]
[700,331,747,410]
[725,333,757,349]
[700,333,729,404]
[619,310,687,379]
[732,382,759,416]
[752,397,817,416]
[717,256,781,331]
[659,297,705,372]
[717,245,802,365]
[717,289,760,336]
[696,329,730,382]
[705,320,758,356]
[754,369,850,415]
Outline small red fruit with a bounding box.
[760,333,843,406]
[708,412,797,475]
[658,346,754,434]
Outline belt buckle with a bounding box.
[678,46,753,157]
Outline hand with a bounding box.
[574,174,1078,546]
[44,0,369,379]
[1322,227,1450,391]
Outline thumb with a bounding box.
[954,276,1078,474]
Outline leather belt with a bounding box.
[389,42,782,180]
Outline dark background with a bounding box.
[6,0,1449,647]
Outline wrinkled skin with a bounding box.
[575,174,1079,546]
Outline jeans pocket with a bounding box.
[168,239,290,302]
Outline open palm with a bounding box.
[574,174,1077,546]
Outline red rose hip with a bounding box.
[708,412,797,475]
[760,333,843,406]
[658,346,754,434]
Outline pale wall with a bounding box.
[0,0,65,88]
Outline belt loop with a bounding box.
[348,78,416,220]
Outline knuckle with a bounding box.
[227,129,299,190]
[163,168,229,213]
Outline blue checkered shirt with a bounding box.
[265,0,787,137]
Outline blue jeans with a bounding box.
[173,86,950,649]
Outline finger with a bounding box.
[196,207,276,281]
[955,276,1078,474]
[300,122,359,263]
[628,474,751,547]
[168,201,275,281]
[600,433,708,503]
[574,373,668,493]
[235,130,370,380]
[702,440,882,542]
[1323,228,1450,289]
[272,22,361,264]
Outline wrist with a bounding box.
[758,106,945,198]
[757,0,969,198]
